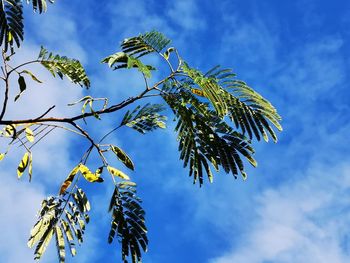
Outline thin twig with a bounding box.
[35,105,56,120]
[98,125,122,144]
[0,72,177,125]
[7,60,40,77]
[0,50,10,120]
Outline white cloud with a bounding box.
[107,0,173,37]
[277,37,345,98]
[219,11,280,73]
[210,161,350,263]
[0,174,56,262]
[204,30,350,259]
[0,9,101,263]
[168,0,206,30]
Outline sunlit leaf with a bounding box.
[191,88,206,97]
[164,47,175,60]
[4,124,16,137]
[38,46,90,88]
[21,69,43,83]
[55,226,65,263]
[25,127,35,142]
[79,164,104,183]
[27,0,55,14]
[59,164,81,195]
[107,166,130,180]
[111,146,134,171]
[17,152,29,178]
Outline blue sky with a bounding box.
[0,0,350,262]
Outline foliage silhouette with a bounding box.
[0,2,282,262]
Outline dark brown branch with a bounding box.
[0,51,10,120]
[35,105,56,120]
[0,72,176,126]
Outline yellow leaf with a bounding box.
[4,124,16,137]
[17,152,29,179]
[79,164,104,183]
[59,164,81,195]
[156,121,166,129]
[55,226,65,262]
[25,127,35,143]
[107,166,130,180]
[95,166,104,177]
[191,88,206,97]
[0,153,5,161]
[8,32,12,42]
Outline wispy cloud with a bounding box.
[210,160,350,263]
[167,0,206,30]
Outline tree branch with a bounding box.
[0,50,10,120]
[0,71,176,125]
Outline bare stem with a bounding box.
[0,50,10,120]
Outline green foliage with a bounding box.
[0,0,54,51]
[111,145,135,171]
[0,18,282,262]
[108,182,148,263]
[205,65,282,141]
[27,0,55,14]
[121,103,167,134]
[0,0,24,51]
[28,188,90,262]
[121,30,171,57]
[101,52,155,77]
[163,91,255,184]
[38,46,90,88]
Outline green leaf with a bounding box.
[38,46,90,88]
[28,152,33,182]
[101,52,128,68]
[15,75,26,101]
[164,47,175,60]
[108,182,148,263]
[102,51,155,77]
[0,0,24,51]
[121,103,167,134]
[121,31,170,58]
[29,189,90,262]
[21,69,43,83]
[111,146,135,171]
[27,0,55,14]
[107,166,130,180]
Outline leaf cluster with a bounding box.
[38,46,90,88]
[121,103,167,134]
[0,28,283,263]
[28,188,90,263]
[108,181,147,263]
[0,0,54,51]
